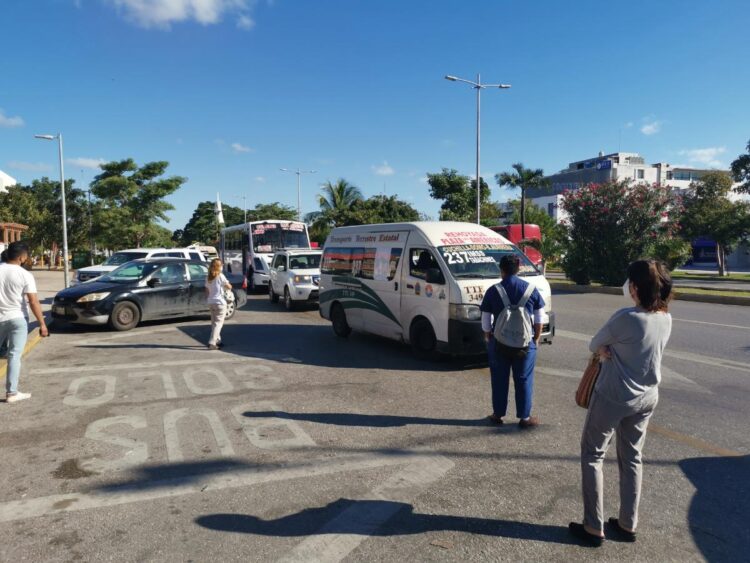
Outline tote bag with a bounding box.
[575,353,601,409]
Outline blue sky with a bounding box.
[1,0,749,229]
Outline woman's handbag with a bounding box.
[575,353,601,409]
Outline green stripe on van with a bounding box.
[321,277,400,327]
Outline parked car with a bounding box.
[73,248,207,285]
[268,249,322,310]
[52,258,247,331]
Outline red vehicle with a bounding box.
[490,224,543,267]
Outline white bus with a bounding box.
[220,220,311,291]
[319,221,555,357]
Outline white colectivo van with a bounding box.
[319,221,555,356]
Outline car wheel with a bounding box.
[269,283,279,303]
[410,318,438,360]
[284,287,295,311]
[331,302,351,338]
[109,301,141,331]
[225,295,237,319]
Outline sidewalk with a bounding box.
[546,271,750,292]
[29,268,70,314]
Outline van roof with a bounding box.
[114,248,191,253]
[326,221,512,245]
[274,248,322,254]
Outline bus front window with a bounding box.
[251,222,309,251]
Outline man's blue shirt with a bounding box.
[480,275,545,340]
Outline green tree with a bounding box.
[245,202,297,222]
[731,139,750,194]
[305,179,365,235]
[91,159,185,248]
[560,181,681,285]
[679,171,750,276]
[179,201,244,246]
[426,168,491,222]
[495,163,548,240]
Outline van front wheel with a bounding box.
[410,318,438,360]
[331,303,351,338]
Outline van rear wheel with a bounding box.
[331,303,351,338]
[410,318,438,360]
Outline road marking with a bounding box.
[557,329,750,374]
[0,452,450,524]
[534,365,706,393]
[163,408,235,462]
[673,318,750,331]
[31,355,301,375]
[280,454,454,563]
[649,423,743,458]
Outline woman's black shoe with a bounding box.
[607,518,637,542]
[568,522,604,547]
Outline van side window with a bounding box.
[322,248,352,275]
[409,248,439,280]
[189,252,202,261]
[272,255,285,270]
[253,257,265,271]
[322,247,401,280]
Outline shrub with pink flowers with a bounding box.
[559,180,686,285]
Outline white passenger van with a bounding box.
[319,221,555,356]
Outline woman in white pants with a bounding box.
[569,259,673,547]
[205,259,232,351]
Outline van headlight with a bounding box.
[449,304,481,321]
[293,275,312,284]
[77,292,110,303]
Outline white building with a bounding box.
[0,169,17,193]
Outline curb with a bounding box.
[0,317,53,383]
[550,282,750,306]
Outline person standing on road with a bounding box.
[480,254,545,429]
[569,259,673,547]
[0,242,49,403]
[205,258,232,351]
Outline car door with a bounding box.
[187,263,209,314]
[360,244,406,340]
[400,247,447,339]
[140,263,190,319]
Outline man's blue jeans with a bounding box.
[487,340,537,419]
[0,317,28,395]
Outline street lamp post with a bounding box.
[235,195,248,224]
[34,133,70,287]
[280,168,317,221]
[444,74,511,224]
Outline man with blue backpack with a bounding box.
[480,254,545,428]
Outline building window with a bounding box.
[666,171,673,180]
[547,203,554,217]
[637,169,645,180]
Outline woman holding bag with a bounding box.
[569,259,673,547]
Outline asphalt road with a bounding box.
[1,290,748,562]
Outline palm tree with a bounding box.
[317,179,363,214]
[495,163,548,239]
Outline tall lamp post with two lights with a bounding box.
[444,74,511,224]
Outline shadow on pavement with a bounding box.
[95,459,253,493]
[177,323,485,372]
[679,454,750,562]
[195,498,577,545]
[243,410,490,428]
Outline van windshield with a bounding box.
[438,244,539,279]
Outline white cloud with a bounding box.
[231,142,253,154]
[254,176,265,183]
[67,157,107,169]
[372,160,395,176]
[236,13,254,29]
[640,119,662,136]
[0,109,24,128]
[7,161,51,173]
[678,147,726,168]
[105,0,256,29]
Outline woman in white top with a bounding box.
[205,258,232,350]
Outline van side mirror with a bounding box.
[147,277,162,288]
[277,265,286,271]
[426,268,445,285]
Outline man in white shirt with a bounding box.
[0,242,49,403]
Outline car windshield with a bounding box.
[100,261,160,282]
[437,244,540,279]
[288,254,321,269]
[104,252,149,266]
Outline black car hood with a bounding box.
[56,280,134,300]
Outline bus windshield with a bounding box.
[251,222,309,252]
[437,243,539,279]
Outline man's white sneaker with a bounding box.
[5,392,31,403]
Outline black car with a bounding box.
[52,258,247,331]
